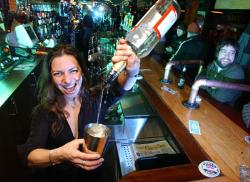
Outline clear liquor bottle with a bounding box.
[125,0,180,58]
[105,0,180,84]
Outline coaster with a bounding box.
[198,160,220,178]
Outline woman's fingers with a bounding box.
[75,139,101,160]
[75,150,101,161]
[61,139,101,163]
[114,49,133,57]
[78,162,103,171]
[75,158,104,171]
[119,38,127,44]
[74,157,104,166]
[112,44,133,63]
[114,47,133,57]
[115,43,132,51]
[84,158,104,167]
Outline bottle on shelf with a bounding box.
[178,65,186,89]
[105,0,180,84]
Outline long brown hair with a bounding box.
[36,44,89,135]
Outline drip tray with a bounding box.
[115,139,189,176]
[109,117,190,176]
[116,141,136,176]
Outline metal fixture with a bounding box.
[183,79,250,109]
[162,60,204,84]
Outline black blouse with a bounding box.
[23,81,126,182]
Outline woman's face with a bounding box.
[51,54,83,100]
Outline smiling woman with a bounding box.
[50,53,84,138]
[20,41,140,182]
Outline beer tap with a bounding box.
[162,60,204,84]
[183,79,250,109]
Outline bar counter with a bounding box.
[119,58,249,182]
[0,56,42,108]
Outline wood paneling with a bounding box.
[185,0,200,25]
[8,0,17,11]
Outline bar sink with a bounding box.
[107,89,190,176]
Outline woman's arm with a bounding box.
[27,139,103,171]
[112,39,140,91]
[27,148,56,167]
[26,106,103,170]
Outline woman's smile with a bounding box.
[62,83,78,94]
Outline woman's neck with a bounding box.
[64,96,81,138]
[65,96,81,108]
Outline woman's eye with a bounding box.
[71,69,78,73]
[53,72,62,77]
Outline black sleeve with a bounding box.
[104,79,127,104]
[22,106,50,164]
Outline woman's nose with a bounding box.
[62,73,71,84]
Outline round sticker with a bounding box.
[198,160,220,178]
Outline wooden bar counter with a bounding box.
[120,58,250,182]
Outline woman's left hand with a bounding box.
[112,39,140,77]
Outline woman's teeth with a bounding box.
[64,84,76,93]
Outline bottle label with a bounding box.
[154,5,178,39]
[129,4,178,48]
[131,4,159,32]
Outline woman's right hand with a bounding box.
[56,139,104,170]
